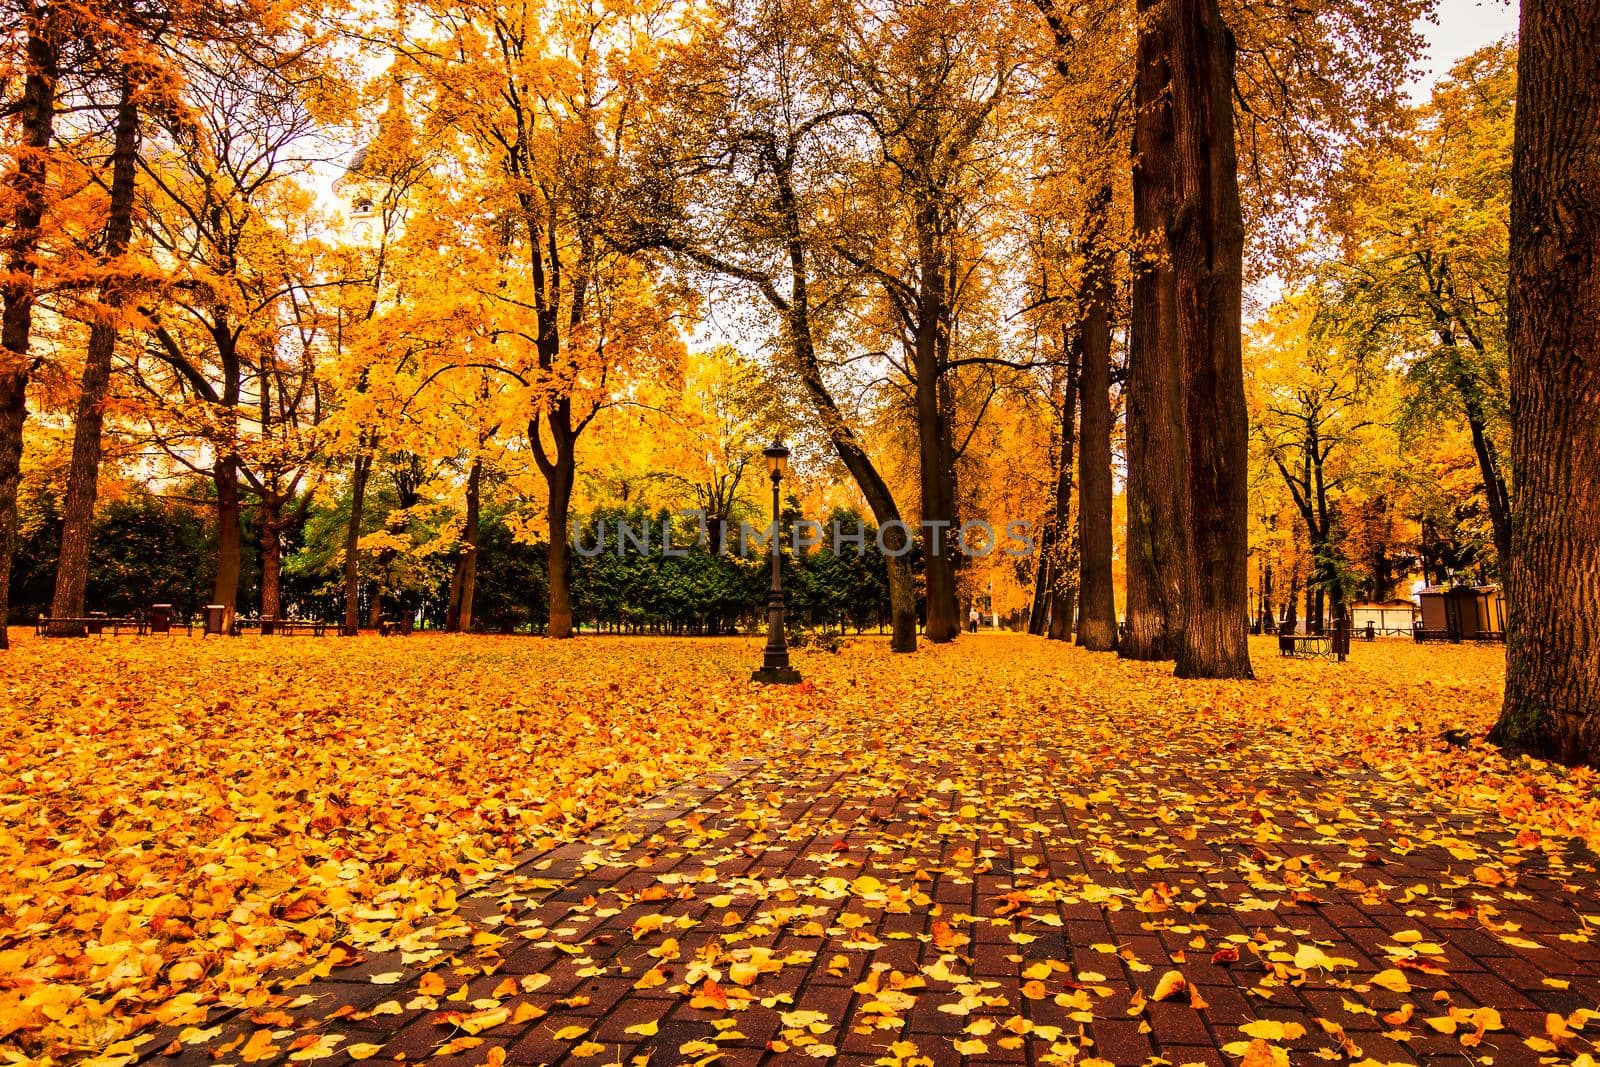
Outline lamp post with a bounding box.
[753,438,801,684]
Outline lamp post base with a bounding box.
[751,666,803,685]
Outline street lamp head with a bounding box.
[763,438,790,479]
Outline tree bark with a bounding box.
[50,84,139,636]
[1028,555,1051,635]
[1167,0,1253,679]
[545,440,575,638]
[212,455,242,624]
[913,261,960,644]
[1122,0,1190,662]
[1489,0,1600,762]
[1046,326,1080,640]
[0,5,58,646]
[342,450,371,633]
[446,458,482,632]
[259,496,282,620]
[1076,247,1117,652]
[1047,585,1077,642]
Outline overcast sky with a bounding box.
[1409,0,1520,96]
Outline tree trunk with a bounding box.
[1046,326,1080,641]
[447,458,481,632]
[0,8,58,647]
[1460,389,1514,573]
[546,447,574,638]
[49,84,139,637]
[782,220,917,653]
[1122,0,1190,662]
[212,455,242,624]
[1047,585,1077,642]
[1028,555,1051,635]
[1167,0,1253,679]
[1285,570,1299,629]
[342,450,371,633]
[1076,251,1117,652]
[1259,555,1273,625]
[914,311,960,644]
[1489,0,1600,762]
[259,496,282,620]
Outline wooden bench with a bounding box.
[233,618,335,636]
[36,614,146,636]
[274,619,333,636]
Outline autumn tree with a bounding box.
[637,0,923,652]
[46,68,143,635]
[128,41,330,624]
[1249,286,1397,631]
[324,76,438,632]
[397,0,684,639]
[1028,0,1127,653]
[824,0,1018,644]
[1326,42,1515,574]
[0,0,64,644]
[1488,0,1600,762]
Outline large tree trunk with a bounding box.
[1167,0,1253,679]
[914,311,960,644]
[50,84,139,637]
[1076,249,1117,652]
[1122,0,1190,662]
[546,447,574,638]
[342,450,371,634]
[1489,0,1600,762]
[212,455,242,624]
[0,8,58,648]
[259,496,282,620]
[446,458,481,632]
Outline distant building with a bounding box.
[1415,585,1506,642]
[1350,599,1418,637]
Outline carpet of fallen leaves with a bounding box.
[0,633,816,1062]
[4,631,1599,1067]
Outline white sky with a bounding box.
[1408,0,1520,97]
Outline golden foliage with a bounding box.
[2,634,1592,1063]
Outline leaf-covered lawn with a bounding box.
[3,633,1596,1065]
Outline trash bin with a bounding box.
[149,604,172,634]
[204,604,227,635]
[1364,621,1376,642]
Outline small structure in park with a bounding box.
[1414,584,1506,642]
[1350,599,1418,638]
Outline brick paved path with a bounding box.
[152,694,1600,1067]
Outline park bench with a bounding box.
[272,619,334,636]
[233,617,336,636]
[36,613,147,636]
[1278,619,1351,662]
[377,616,415,636]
